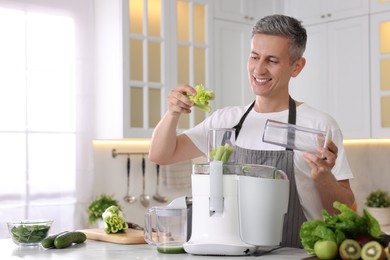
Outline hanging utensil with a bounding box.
[139,155,150,207]
[153,164,168,203]
[123,155,136,204]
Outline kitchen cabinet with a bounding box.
[173,0,213,131]
[94,0,212,139]
[370,11,390,138]
[213,19,253,108]
[289,16,371,138]
[212,1,280,108]
[94,0,124,139]
[283,0,368,25]
[371,0,390,14]
[213,0,256,24]
[214,0,282,25]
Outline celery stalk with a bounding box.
[220,144,233,163]
[214,145,225,161]
[210,143,234,163]
[186,84,215,112]
[102,206,128,234]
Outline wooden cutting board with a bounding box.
[78,228,146,244]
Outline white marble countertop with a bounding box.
[1,239,311,260]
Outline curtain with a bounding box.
[0,0,95,237]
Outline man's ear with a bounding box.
[291,57,306,78]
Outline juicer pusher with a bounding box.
[207,128,236,215]
[209,161,223,214]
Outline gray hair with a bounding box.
[252,14,307,63]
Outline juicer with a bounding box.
[183,129,290,256]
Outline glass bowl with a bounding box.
[7,220,53,246]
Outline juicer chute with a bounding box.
[209,161,223,214]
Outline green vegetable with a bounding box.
[53,231,86,249]
[41,231,68,248]
[314,240,338,260]
[300,220,338,254]
[363,209,382,239]
[87,194,121,224]
[187,84,215,112]
[209,143,234,163]
[365,190,390,208]
[102,205,128,234]
[10,224,51,244]
[300,201,382,256]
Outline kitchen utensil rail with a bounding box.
[112,149,147,158]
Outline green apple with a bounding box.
[314,240,338,260]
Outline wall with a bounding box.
[92,140,206,227]
[344,141,390,214]
[92,140,390,227]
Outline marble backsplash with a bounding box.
[344,141,390,214]
[92,140,390,226]
[92,140,200,226]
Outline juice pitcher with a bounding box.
[144,196,191,254]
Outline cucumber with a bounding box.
[54,231,87,249]
[41,231,69,249]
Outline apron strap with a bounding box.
[286,96,296,151]
[288,96,296,125]
[233,101,255,140]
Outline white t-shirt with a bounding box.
[184,102,354,220]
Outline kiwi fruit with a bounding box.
[385,247,390,259]
[361,241,386,260]
[339,239,361,260]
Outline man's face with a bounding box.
[247,33,304,99]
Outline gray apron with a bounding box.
[232,96,306,248]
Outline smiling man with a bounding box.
[148,14,355,248]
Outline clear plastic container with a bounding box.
[262,119,330,155]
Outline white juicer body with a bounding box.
[183,171,256,255]
[183,162,289,256]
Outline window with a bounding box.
[122,0,210,137]
[0,0,94,238]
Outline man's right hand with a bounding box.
[167,84,197,115]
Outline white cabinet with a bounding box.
[370,11,390,138]
[327,17,370,138]
[283,0,368,25]
[214,0,282,25]
[289,24,327,112]
[94,0,125,139]
[289,16,370,138]
[213,20,253,108]
[94,0,212,139]
[370,0,390,14]
[214,0,256,24]
[212,0,278,108]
